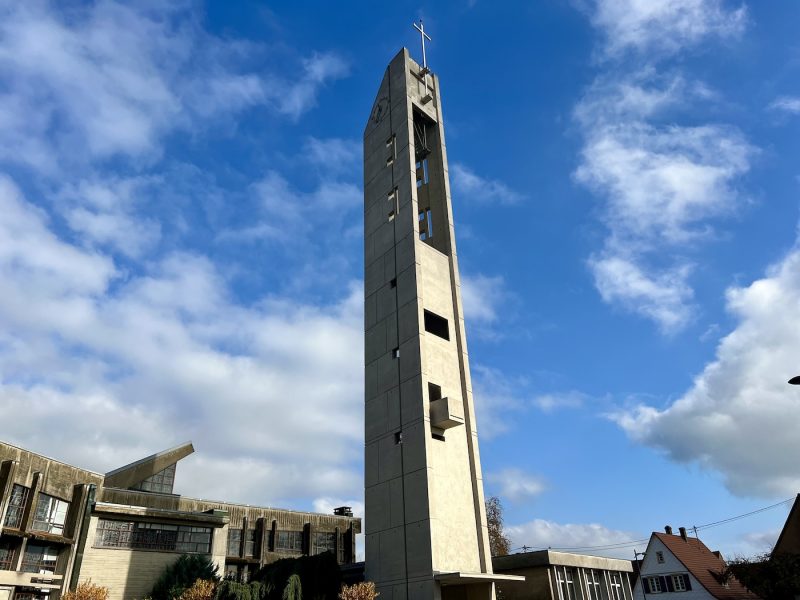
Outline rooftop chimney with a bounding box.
[679,527,688,541]
[665,525,673,535]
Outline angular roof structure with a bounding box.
[773,494,800,555]
[653,533,759,600]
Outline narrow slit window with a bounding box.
[431,432,445,442]
[418,209,433,240]
[424,310,449,341]
[392,347,400,358]
[428,382,442,401]
[387,188,398,220]
[394,431,403,444]
[390,278,397,289]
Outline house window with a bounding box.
[609,572,623,600]
[244,529,258,558]
[0,538,17,570]
[313,532,336,555]
[31,494,69,535]
[95,519,212,553]
[656,551,664,563]
[3,484,29,529]
[21,543,58,574]
[130,463,176,494]
[555,566,576,600]
[585,569,603,600]
[671,574,690,592]
[647,576,662,593]
[275,531,303,554]
[227,528,242,557]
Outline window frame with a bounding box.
[31,493,69,536]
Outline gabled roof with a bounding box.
[772,494,800,555]
[103,442,194,490]
[653,533,760,600]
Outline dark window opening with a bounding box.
[392,347,400,358]
[390,278,397,289]
[418,209,433,240]
[394,431,403,445]
[415,159,430,188]
[244,528,258,558]
[424,310,449,341]
[4,484,29,529]
[227,528,242,557]
[275,531,303,554]
[428,383,442,402]
[431,432,446,442]
[0,538,17,570]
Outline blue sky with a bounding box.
[1,0,799,560]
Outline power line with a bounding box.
[511,496,795,554]
[692,497,795,532]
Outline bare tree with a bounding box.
[485,496,511,557]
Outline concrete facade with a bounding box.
[0,441,361,600]
[364,48,517,600]
[493,551,634,600]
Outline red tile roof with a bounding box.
[653,533,761,600]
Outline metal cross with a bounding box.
[413,20,431,69]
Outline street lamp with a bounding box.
[789,376,800,385]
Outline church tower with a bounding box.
[363,46,519,600]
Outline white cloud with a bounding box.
[506,518,642,558]
[0,2,347,172]
[56,176,162,258]
[461,274,507,324]
[574,51,753,333]
[589,253,694,332]
[471,365,529,439]
[589,0,746,57]
[768,96,800,114]
[613,248,800,497]
[533,391,588,412]
[0,173,365,505]
[451,163,523,205]
[487,468,546,502]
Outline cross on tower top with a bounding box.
[413,19,432,70]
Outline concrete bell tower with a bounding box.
[363,47,520,600]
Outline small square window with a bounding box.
[656,551,664,563]
[390,278,397,288]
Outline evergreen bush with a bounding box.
[150,554,220,600]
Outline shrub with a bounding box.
[282,575,302,600]
[250,553,341,600]
[216,580,272,600]
[338,582,378,600]
[150,555,220,600]
[63,581,110,600]
[179,580,216,600]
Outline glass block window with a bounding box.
[227,528,242,557]
[31,494,69,535]
[313,532,336,555]
[3,484,29,529]
[21,543,58,574]
[0,538,17,570]
[275,531,303,553]
[130,463,176,494]
[95,519,212,554]
[244,529,258,558]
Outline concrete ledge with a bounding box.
[434,572,526,586]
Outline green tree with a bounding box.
[149,554,219,600]
[485,496,511,557]
[726,551,800,600]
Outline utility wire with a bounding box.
[510,496,795,554]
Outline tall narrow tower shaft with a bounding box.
[364,49,513,600]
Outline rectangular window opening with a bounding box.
[394,431,403,444]
[392,347,400,359]
[431,432,445,442]
[424,310,449,341]
[390,278,397,289]
[428,382,442,402]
